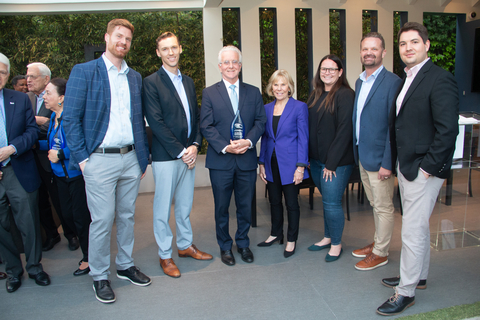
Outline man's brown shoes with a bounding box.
[159,258,181,278]
[352,242,374,258]
[178,244,213,260]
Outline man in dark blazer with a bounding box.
[352,32,402,271]
[143,32,212,279]
[63,19,151,304]
[377,22,459,316]
[0,53,51,293]
[200,46,266,266]
[26,62,77,252]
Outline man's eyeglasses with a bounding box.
[221,60,240,66]
[0,71,8,77]
[26,75,42,80]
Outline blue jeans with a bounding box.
[310,159,353,245]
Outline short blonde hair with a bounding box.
[265,69,295,97]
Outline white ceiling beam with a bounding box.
[439,0,452,7]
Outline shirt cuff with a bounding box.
[79,158,89,165]
[420,168,431,176]
[247,139,253,149]
[177,148,187,159]
[222,146,228,154]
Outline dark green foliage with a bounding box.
[222,9,240,47]
[393,12,403,77]
[295,10,309,104]
[329,11,344,61]
[423,13,457,74]
[0,11,205,104]
[259,9,276,105]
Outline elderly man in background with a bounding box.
[26,62,78,252]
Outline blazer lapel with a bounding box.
[98,58,111,114]
[238,82,246,114]
[216,81,235,117]
[363,68,386,107]
[265,101,274,137]
[400,60,433,111]
[4,90,15,137]
[160,68,184,108]
[276,97,294,134]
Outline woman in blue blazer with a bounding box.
[43,78,91,276]
[258,70,309,258]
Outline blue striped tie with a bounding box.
[229,84,238,114]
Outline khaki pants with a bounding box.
[359,161,395,257]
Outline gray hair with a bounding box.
[0,53,10,73]
[218,45,242,65]
[27,62,51,77]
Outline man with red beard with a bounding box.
[63,19,151,304]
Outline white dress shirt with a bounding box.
[99,53,134,148]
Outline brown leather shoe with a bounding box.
[159,258,181,278]
[355,252,388,271]
[178,244,213,260]
[352,242,374,258]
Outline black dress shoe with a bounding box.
[6,276,21,293]
[376,293,415,316]
[73,266,90,276]
[284,242,296,258]
[237,247,254,263]
[67,236,80,251]
[117,266,152,286]
[93,280,116,303]
[0,272,7,280]
[42,235,61,251]
[257,235,284,247]
[382,276,427,289]
[28,271,51,286]
[220,250,235,266]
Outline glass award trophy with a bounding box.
[231,110,245,140]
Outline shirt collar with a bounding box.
[405,57,430,78]
[162,65,182,82]
[35,90,45,99]
[102,53,129,74]
[222,78,239,90]
[359,65,384,82]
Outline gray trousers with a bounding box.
[152,160,195,259]
[83,151,142,281]
[0,165,43,277]
[397,166,444,297]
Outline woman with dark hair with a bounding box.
[43,78,91,276]
[257,69,309,258]
[307,55,355,262]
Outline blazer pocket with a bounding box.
[415,144,430,154]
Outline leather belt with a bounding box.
[94,145,134,154]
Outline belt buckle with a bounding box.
[119,146,128,155]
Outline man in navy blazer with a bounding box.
[63,19,151,304]
[200,46,266,266]
[143,32,212,279]
[377,22,458,316]
[352,32,402,271]
[0,53,51,293]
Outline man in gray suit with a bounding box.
[143,32,212,279]
[26,62,78,252]
[352,32,402,271]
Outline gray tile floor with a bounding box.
[1,174,479,319]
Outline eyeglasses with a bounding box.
[0,70,8,77]
[221,60,240,66]
[26,74,42,80]
[320,67,339,74]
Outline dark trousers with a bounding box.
[266,155,300,242]
[35,153,75,240]
[0,165,43,277]
[209,165,256,251]
[55,176,91,262]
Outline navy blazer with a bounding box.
[200,80,266,171]
[389,59,459,181]
[353,67,402,172]
[2,88,40,193]
[259,97,309,185]
[143,67,202,161]
[63,57,149,173]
